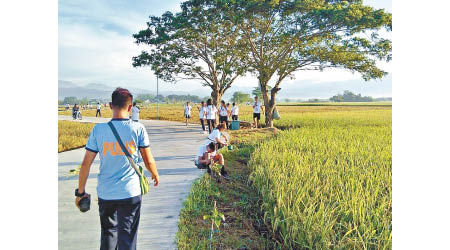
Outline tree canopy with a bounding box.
[132,0,249,106]
[211,0,392,126]
[231,91,252,103]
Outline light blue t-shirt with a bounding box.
[85,118,150,200]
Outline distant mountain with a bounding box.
[59,80,112,99]
[58,80,206,100]
[59,80,79,88]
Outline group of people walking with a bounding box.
[184,99,239,133]
[184,96,264,131]
[69,102,104,120]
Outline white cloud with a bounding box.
[59,0,392,98]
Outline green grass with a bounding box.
[177,129,279,249]
[248,112,392,249]
[178,107,391,249]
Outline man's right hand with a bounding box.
[75,193,90,209]
[152,174,160,186]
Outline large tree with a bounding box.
[231,91,252,103]
[215,0,392,127]
[132,1,249,106]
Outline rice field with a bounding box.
[58,103,391,127]
[248,110,392,249]
[59,103,392,248]
[58,121,95,152]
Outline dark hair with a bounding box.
[226,103,230,106]
[255,96,258,99]
[216,123,225,130]
[221,100,225,105]
[201,101,205,104]
[232,102,235,106]
[207,99,212,106]
[111,87,133,108]
[133,102,136,106]
[207,142,216,151]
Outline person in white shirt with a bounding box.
[131,102,140,122]
[96,102,102,117]
[196,142,229,180]
[252,96,264,128]
[205,99,217,133]
[204,124,228,148]
[231,102,239,121]
[218,100,229,130]
[226,103,232,119]
[197,101,207,134]
[184,101,192,127]
[65,103,70,110]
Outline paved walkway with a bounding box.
[58,116,206,249]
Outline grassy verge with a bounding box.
[58,121,95,152]
[177,108,391,249]
[177,129,279,249]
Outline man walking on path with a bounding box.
[131,102,140,122]
[252,96,264,129]
[96,102,102,117]
[75,87,160,250]
[197,101,207,134]
[184,101,192,127]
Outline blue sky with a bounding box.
[59,0,392,99]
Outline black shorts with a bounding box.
[219,115,228,123]
[185,114,191,119]
[232,115,238,121]
[197,163,208,169]
[253,113,261,120]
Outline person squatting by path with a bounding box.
[205,123,228,149]
[219,100,229,130]
[75,87,160,250]
[196,142,229,180]
[205,99,217,133]
[197,101,207,134]
[184,101,192,127]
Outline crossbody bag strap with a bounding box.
[107,121,142,177]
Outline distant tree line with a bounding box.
[330,90,374,102]
[136,94,208,104]
[60,94,210,105]
[60,96,107,105]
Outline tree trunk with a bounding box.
[258,78,276,128]
[211,88,223,108]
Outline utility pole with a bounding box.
[156,76,159,120]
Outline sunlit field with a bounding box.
[58,121,95,152]
[175,105,391,248]
[248,110,392,249]
[59,103,392,248]
[58,103,391,126]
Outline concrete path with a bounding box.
[58,116,207,250]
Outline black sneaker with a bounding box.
[222,172,230,181]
